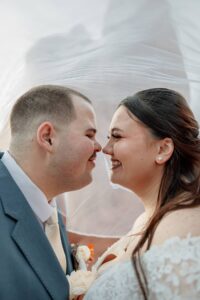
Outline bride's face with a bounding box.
[103,106,160,194]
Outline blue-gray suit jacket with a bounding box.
[0,154,74,300]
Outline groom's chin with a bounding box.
[69,173,93,191]
[81,173,93,188]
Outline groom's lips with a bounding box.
[88,154,96,161]
[88,154,97,166]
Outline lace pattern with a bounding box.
[84,235,200,300]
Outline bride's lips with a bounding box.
[111,159,122,170]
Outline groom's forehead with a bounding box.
[72,95,93,113]
[67,104,97,132]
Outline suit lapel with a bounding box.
[0,161,69,300]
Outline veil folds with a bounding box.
[0,0,199,236]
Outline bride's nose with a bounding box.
[102,141,113,155]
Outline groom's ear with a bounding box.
[36,121,55,152]
[155,137,174,164]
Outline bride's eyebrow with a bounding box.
[107,128,123,137]
[111,128,123,133]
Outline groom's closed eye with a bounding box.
[86,134,95,139]
[86,128,97,139]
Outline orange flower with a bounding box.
[87,244,94,261]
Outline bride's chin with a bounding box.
[110,174,121,185]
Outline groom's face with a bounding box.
[53,95,101,192]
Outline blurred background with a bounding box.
[0,0,199,237]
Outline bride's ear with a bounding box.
[155,138,174,164]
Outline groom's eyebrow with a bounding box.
[86,128,97,134]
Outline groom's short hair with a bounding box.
[10,84,91,137]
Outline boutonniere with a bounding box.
[68,244,96,299]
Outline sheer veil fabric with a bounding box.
[0,0,199,236]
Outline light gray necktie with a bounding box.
[45,207,67,273]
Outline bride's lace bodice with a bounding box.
[84,235,200,299]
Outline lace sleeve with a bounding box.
[84,235,200,300]
[84,260,143,300]
[145,235,200,300]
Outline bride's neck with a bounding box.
[138,185,160,220]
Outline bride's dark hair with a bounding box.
[119,88,200,299]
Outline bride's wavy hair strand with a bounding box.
[119,88,200,299]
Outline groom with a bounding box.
[0,85,101,300]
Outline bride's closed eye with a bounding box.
[107,134,122,140]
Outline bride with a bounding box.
[83,88,200,299]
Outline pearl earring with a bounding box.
[157,156,162,161]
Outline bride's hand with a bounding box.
[67,270,97,300]
[76,295,84,300]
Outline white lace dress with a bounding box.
[84,235,200,299]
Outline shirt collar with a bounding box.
[1,151,55,223]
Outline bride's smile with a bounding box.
[111,159,122,170]
[103,105,164,196]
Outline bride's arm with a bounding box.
[144,234,200,299]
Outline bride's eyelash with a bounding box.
[107,134,121,139]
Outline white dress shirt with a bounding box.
[1,151,55,228]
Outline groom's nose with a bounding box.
[94,140,102,152]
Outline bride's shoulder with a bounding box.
[152,206,200,246]
[129,212,146,234]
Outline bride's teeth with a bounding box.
[112,161,121,168]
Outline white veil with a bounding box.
[0,0,200,237]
